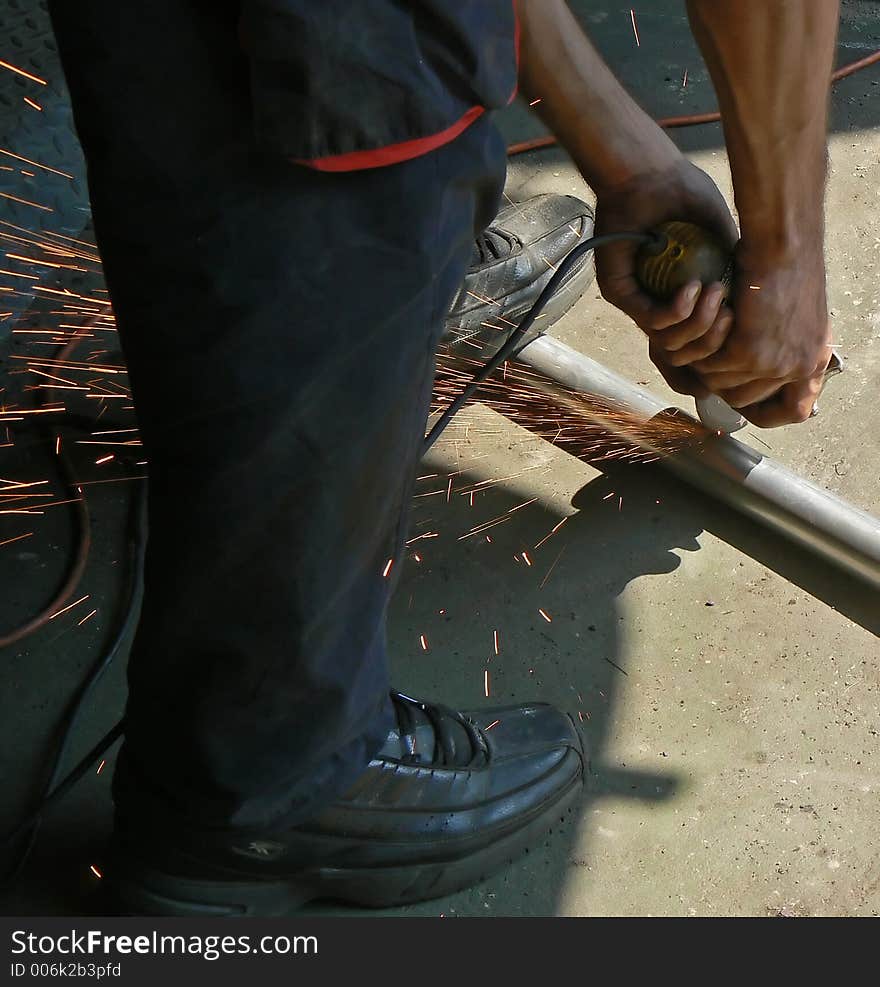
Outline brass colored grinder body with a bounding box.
[636,221,733,301]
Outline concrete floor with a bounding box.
[1,1,878,917]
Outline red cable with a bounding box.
[507,47,880,157]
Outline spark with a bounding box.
[6,253,86,271]
[0,267,39,280]
[485,719,500,731]
[76,440,142,447]
[433,351,705,468]
[23,97,42,112]
[11,356,124,373]
[534,516,568,549]
[78,608,98,626]
[682,68,688,87]
[89,865,103,879]
[96,759,106,775]
[630,8,641,47]
[539,545,567,589]
[420,634,429,652]
[484,669,490,698]
[0,531,33,548]
[749,284,761,290]
[458,515,511,540]
[405,531,438,545]
[26,368,86,387]
[48,594,90,620]
[493,629,500,655]
[446,476,453,502]
[521,550,532,567]
[94,454,115,465]
[529,98,543,107]
[0,59,47,85]
[538,608,553,623]
[0,477,50,489]
[70,473,147,487]
[382,558,394,578]
[0,190,52,212]
[55,435,61,455]
[0,147,73,181]
[412,552,422,563]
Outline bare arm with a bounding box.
[516,0,740,400]
[684,0,838,425]
[687,0,836,263]
[517,0,680,193]
[516,0,839,426]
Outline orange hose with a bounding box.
[507,47,880,157]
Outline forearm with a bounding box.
[686,0,839,261]
[517,0,681,191]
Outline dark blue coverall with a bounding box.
[47,1,519,830]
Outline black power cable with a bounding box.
[423,230,660,452]
[2,481,145,884]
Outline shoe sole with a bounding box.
[108,771,584,917]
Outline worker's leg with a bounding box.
[90,120,508,831]
[49,11,586,911]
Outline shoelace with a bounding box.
[391,691,489,768]
[471,226,518,265]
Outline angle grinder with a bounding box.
[635,221,842,432]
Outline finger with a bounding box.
[717,377,788,408]
[650,346,710,398]
[739,376,823,428]
[650,282,725,352]
[662,306,734,367]
[696,368,764,391]
[599,266,701,332]
[689,343,751,375]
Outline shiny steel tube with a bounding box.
[514,334,880,591]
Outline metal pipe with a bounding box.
[514,334,880,592]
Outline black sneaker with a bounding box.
[109,692,585,916]
[445,193,595,357]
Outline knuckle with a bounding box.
[643,314,670,332]
[792,401,815,423]
[663,349,689,367]
[657,330,688,352]
[791,357,815,379]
